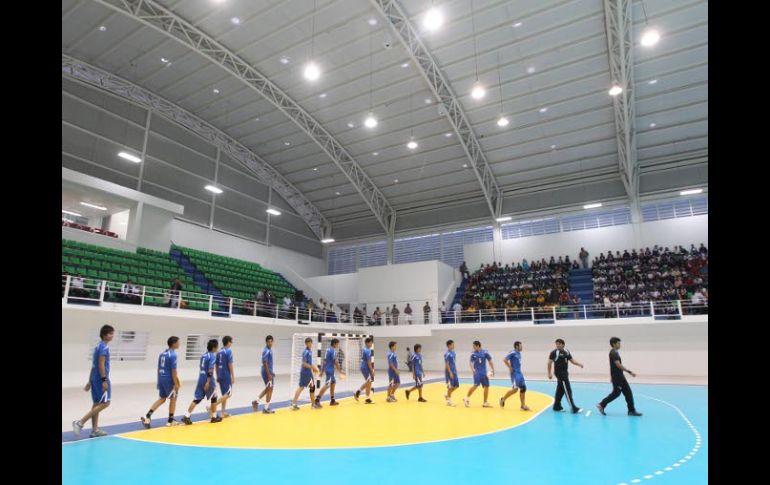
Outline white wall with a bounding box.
[464,215,708,269]
[108,209,130,240]
[62,226,137,252]
[135,204,175,251]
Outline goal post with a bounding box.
[289,332,373,400]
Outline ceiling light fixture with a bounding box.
[280,56,290,64]
[304,0,321,82]
[583,203,602,209]
[205,185,223,194]
[372,152,379,156]
[407,139,418,150]
[648,79,658,85]
[364,114,378,128]
[368,18,378,26]
[469,0,484,100]
[680,189,703,196]
[526,66,536,74]
[496,216,512,222]
[495,52,509,128]
[512,22,522,28]
[212,88,220,94]
[608,84,623,96]
[401,63,409,68]
[539,107,548,113]
[321,238,335,243]
[230,16,241,25]
[80,202,107,210]
[284,141,291,146]
[62,209,82,217]
[98,25,107,31]
[640,28,660,47]
[364,31,378,129]
[266,208,281,216]
[319,93,327,98]
[445,132,452,137]
[423,5,444,32]
[118,151,142,163]
[160,57,169,63]
[649,122,657,128]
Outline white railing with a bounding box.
[61,274,708,324]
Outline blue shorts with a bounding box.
[414,374,424,388]
[473,374,490,387]
[511,372,526,391]
[219,377,232,397]
[445,372,459,389]
[324,370,336,385]
[158,379,176,399]
[261,370,274,387]
[361,367,373,381]
[388,372,400,385]
[90,379,111,404]
[194,379,217,401]
[299,373,313,388]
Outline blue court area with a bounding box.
[62,380,707,485]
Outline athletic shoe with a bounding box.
[165,420,179,427]
[417,398,427,403]
[571,407,582,414]
[354,390,361,401]
[463,397,470,408]
[262,408,275,414]
[553,407,564,412]
[628,411,643,417]
[447,400,456,407]
[330,399,339,406]
[222,412,232,418]
[210,416,223,423]
[482,402,493,408]
[499,397,505,408]
[291,404,300,411]
[443,394,449,401]
[405,389,411,400]
[89,429,107,438]
[72,420,83,437]
[251,400,260,412]
[365,399,374,404]
[140,416,151,429]
[596,403,606,416]
[520,405,531,411]
[181,416,193,425]
[312,402,322,409]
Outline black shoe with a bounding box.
[417,398,427,403]
[571,407,582,414]
[596,403,606,416]
[405,390,411,400]
[553,407,564,412]
[499,397,505,408]
[181,416,193,425]
[330,399,339,406]
[628,411,643,417]
[210,416,223,423]
[365,399,373,404]
[140,416,151,429]
[354,390,360,401]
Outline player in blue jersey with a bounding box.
[216,336,235,418]
[181,339,222,424]
[386,341,400,402]
[315,338,345,406]
[404,344,427,402]
[464,340,495,408]
[72,324,114,438]
[291,337,320,410]
[444,340,459,407]
[252,335,276,414]
[500,341,530,411]
[141,336,182,428]
[354,337,376,404]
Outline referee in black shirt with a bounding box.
[597,337,642,416]
[547,338,584,413]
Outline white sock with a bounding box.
[184,412,191,418]
[265,402,270,410]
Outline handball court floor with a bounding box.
[62,374,707,485]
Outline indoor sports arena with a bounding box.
[62,1,708,483]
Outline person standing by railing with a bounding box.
[423,302,431,324]
[439,301,447,324]
[391,304,400,325]
[404,303,413,324]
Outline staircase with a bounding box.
[568,268,594,305]
[170,248,228,316]
[450,277,469,309]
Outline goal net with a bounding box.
[289,332,372,401]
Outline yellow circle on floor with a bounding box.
[120,382,553,449]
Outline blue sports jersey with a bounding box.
[411,352,423,375]
[90,341,110,381]
[505,350,522,374]
[198,351,217,385]
[157,348,177,383]
[301,348,313,377]
[217,347,234,380]
[470,349,492,375]
[324,347,337,374]
[444,350,457,375]
[262,346,274,374]
[387,351,398,372]
[361,347,373,372]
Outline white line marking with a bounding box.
[644,475,653,479]
[631,479,641,483]
[665,467,673,471]
[654,471,663,475]
[585,410,592,417]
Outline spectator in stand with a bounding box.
[372,307,382,326]
[120,280,141,304]
[391,305,400,325]
[522,259,529,271]
[167,278,183,308]
[404,303,413,324]
[282,294,292,319]
[70,275,88,298]
[452,301,462,323]
[353,306,363,324]
[384,305,392,325]
[459,261,470,279]
[578,247,589,268]
[423,302,431,324]
[439,301,447,324]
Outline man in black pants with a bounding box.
[597,337,643,417]
[547,338,584,413]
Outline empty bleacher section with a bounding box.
[61,239,207,309]
[170,245,296,316]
